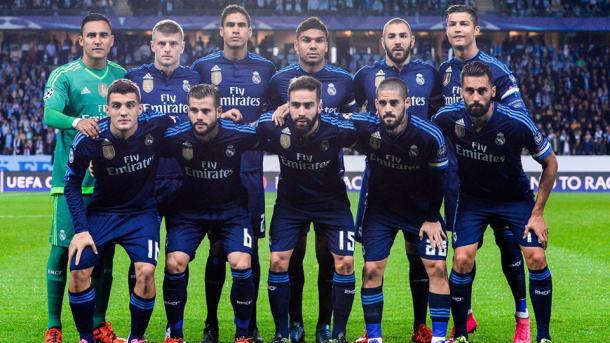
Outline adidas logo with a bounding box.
[81,86,91,95]
[281,127,291,135]
[446,66,452,73]
[143,72,153,80]
[456,118,465,126]
[371,131,381,139]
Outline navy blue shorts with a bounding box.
[155,177,183,217]
[444,149,459,232]
[453,193,542,248]
[70,211,161,270]
[362,207,448,262]
[354,164,369,242]
[165,207,253,260]
[241,171,265,239]
[269,200,355,256]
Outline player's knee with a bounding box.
[165,253,189,274]
[269,253,289,272]
[362,262,383,287]
[334,255,354,274]
[425,260,448,281]
[453,251,474,273]
[523,249,547,270]
[135,263,156,286]
[228,252,251,270]
[69,269,92,292]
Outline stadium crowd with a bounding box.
[1,33,609,155]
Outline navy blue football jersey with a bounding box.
[267,63,357,114]
[354,59,443,118]
[255,112,357,208]
[162,119,259,214]
[64,111,175,233]
[351,112,448,221]
[439,51,524,108]
[125,64,200,179]
[432,102,552,202]
[191,51,276,172]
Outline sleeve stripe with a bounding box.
[48,63,81,87]
[500,87,520,100]
[164,124,190,137]
[72,132,86,147]
[497,104,538,132]
[191,51,221,69]
[478,53,512,75]
[220,120,257,133]
[351,113,379,124]
[532,141,552,159]
[411,116,444,146]
[270,64,298,81]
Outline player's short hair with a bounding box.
[188,84,221,108]
[445,4,479,27]
[296,17,329,40]
[221,4,251,28]
[460,61,493,86]
[376,77,409,99]
[288,76,322,102]
[152,19,184,41]
[81,13,111,33]
[382,18,412,37]
[107,79,141,104]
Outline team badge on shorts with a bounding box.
[102,139,115,160]
[280,127,291,149]
[145,134,154,146]
[454,118,466,138]
[409,144,419,158]
[495,132,506,146]
[183,80,191,92]
[369,131,381,150]
[443,66,452,87]
[416,73,425,86]
[375,69,386,88]
[320,140,329,151]
[225,144,236,158]
[252,71,261,84]
[98,83,108,97]
[142,73,154,93]
[211,65,222,86]
[327,83,337,96]
[181,141,193,161]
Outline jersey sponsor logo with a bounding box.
[320,139,329,151]
[211,65,222,85]
[145,133,154,146]
[455,142,506,163]
[102,139,115,159]
[411,96,427,106]
[369,130,381,149]
[181,141,193,161]
[416,73,425,86]
[495,132,506,146]
[408,144,419,158]
[375,69,386,88]
[279,154,331,170]
[327,83,337,96]
[106,154,154,176]
[221,87,262,108]
[44,88,54,100]
[280,127,291,149]
[143,73,154,93]
[81,86,91,95]
[98,83,108,97]
[225,144,236,158]
[443,66,452,87]
[455,118,466,138]
[182,80,191,92]
[252,71,261,84]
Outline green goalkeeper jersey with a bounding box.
[44,58,126,195]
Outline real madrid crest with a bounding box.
[327,83,336,96]
[252,71,261,84]
[145,134,154,146]
[183,80,191,92]
[211,65,222,86]
[374,70,386,89]
[98,83,108,97]
[181,141,193,161]
[369,131,381,150]
[416,73,425,86]
[495,132,506,146]
[280,127,291,149]
[409,144,419,158]
[142,73,154,93]
[225,144,236,158]
[320,140,329,151]
[454,118,466,138]
[102,138,115,160]
[443,66,452,87]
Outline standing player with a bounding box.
[64,79,176,343]
[43,13,125,343]
[440,5,530,341]
[191,5,276,342]
[352,78,450,343]
[353,17,443,343]
[266,16,357,342]
[162,84,259,343]
[432,61,556,343]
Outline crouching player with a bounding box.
[161,84,258,343]
[351,78,450,343]
[64,79,176,342]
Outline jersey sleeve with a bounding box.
[428,69,444,118]
[431,109,453,137]
[341,78,358,112]
[495,71,525,109]
[253,112,274,139]
[63,134,93,233]
[353,67,367,108]
[520,115,553,163]
[334,116,358,148]
[425,131,448,222]
[43,71,73,129]
[266,75,284,111]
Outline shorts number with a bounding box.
[339,231,355,252]
[147,240,160,261]
[259,214,265,234]
[243,228,252,248]
[425,239,447,257]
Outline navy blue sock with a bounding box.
[332,272,355,338]
[316,249,335,327]
[129,293,155,339]
[407,253,429,329]
[205,253,226,327]
[249,245,261,332]
[529,266,552,341]
[268,271,290,338]
[128,262,136,295]
[163,270,187,338]
[450,270,473,338]
[429,292,451,340]
[69,286,95,343]
[495,231,527,314]
[288,243,306,325]
[361,286,383,339]
[231,268,254,338]
[466,262,476,311]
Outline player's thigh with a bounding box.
[154,177,182,217]
[119,212,162,266]
[453,195,491,249]
[269,202,309,253]
[501,199,544,249]
[214,211,254,258]
[165,214,207,261]
[316,211,356,257]
[361,223,398,263]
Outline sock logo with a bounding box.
[534,289,551,296]
[344,289,356,295]
[236,300,253,305]
[509,260,522,268]
[452,297,464,302]
[268,285,277,291]
[47,269,63,276]
[164,300,181,305]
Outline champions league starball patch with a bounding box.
[181,141,193,161]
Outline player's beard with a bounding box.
[381,112,404,131]
[291,116,318,136]
[466,101,491,118]
[192,119,217,137]
[384,43,411,66]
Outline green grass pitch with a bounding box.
[0,192,608,342]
